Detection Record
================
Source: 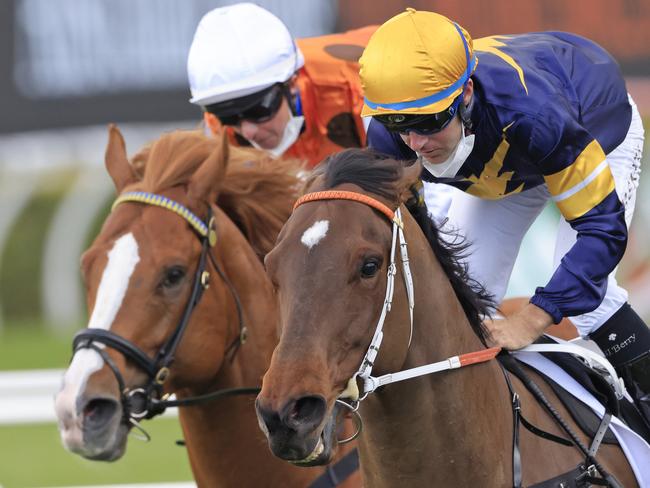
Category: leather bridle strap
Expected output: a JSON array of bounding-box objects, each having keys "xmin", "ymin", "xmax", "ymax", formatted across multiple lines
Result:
[
  {"xmin": 73, "ymin": 192, "xmax": 234, "ymax": 420},
  {"xmin": 308, "ymin": 448, "xmax": 360, "ymax": 488},
  {"xmin": 294, "ymin": 190, "xmax": 507, "ymax": 486},
  {"xmin": 154, "ymin": 386, "xmax": 261, "ymax": 408},
  {"xmin": 73, "ymin": 214, "xmax": 213, "ymax": 419},
  {"xmin": 294, "ymin": 190, "xmax": 415, "ymax": 399},
  {"xmin": 208, "ymin": 250, "xmax": 248, "ymax": 359},
  {"xmin": 71, "ymin": 192, "xmax": 248, "ymax": 422},
  {"xmin": 74, "ymin": 328, "xmax": 158, "ymax": 378},
  {"xmin": 295, "ymin": 190, "xmax": 498, "ymax": 402},
  {"xmin": 153, "ymin": 233, "xmax": 211, "ymax": 375}
]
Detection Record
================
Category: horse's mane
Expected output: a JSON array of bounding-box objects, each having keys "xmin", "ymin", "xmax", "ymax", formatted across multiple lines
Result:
[
  {"xmin": 217, "ymin": 147, "xmax": 302, "ymax": 257},
  {"xmin": 314, "ymin": 148, "xmax": 494, "ymax": 342},
  {"xmin": 129, "ymin": 130, "xmax": 302, "ymax": 257}
]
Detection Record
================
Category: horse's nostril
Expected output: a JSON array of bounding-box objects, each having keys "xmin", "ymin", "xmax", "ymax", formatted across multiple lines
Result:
[
  {"xmin": 83, "ymin": 398, "xmax": 119, "ymax": 430},
  {"xmin": 256, "ymin": 399, "xmax": 282, "ymax": 435},
  {"xmin": 285, "ymin": 396, "xmax": 327, "ymax": 434}
]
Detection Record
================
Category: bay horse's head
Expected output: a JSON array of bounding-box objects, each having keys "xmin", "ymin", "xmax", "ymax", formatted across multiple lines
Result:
[
  {"xmin": 54, "ymin": 126, "xmax": 296, "ymax": 461},
  {"xmin": 255, "ymin": 149, "xmax": 425, "ymax": 465}
]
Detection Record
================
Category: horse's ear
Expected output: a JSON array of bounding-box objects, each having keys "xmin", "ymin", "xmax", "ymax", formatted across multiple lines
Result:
[
  {"xmin": 188, "ymin": 131, "xmax": 229, "ymax": 203},
  {"xmin": 105, "ymin": 124, "xmax": 137, "ymax": 193},
  {"xmin": 301, "ymin": 169, "xmax": 326, "ymax": 195},
  {"xmin": 399, "ymin": 160, "xmax": 423, "ymax": 193}
]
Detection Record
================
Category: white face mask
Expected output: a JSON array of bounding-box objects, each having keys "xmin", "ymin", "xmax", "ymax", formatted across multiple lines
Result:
[
  {"xmin": 420, "ymin": 127, "xmax": 475, "ymax": 178},
  {"xmin": 250, "ymin": 114, "xmax": 304, "ymax": 158}
]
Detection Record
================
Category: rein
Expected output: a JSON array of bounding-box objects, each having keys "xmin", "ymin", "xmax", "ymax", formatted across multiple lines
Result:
[{"xmin": 72, "ymin": 191, "xmax": 251, "ymax": 429}]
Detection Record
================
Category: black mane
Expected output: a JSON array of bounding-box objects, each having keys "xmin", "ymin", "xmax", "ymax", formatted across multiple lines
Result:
[{"xmin": 317, "ymin": 148, "xmax": 494, "ymax": 343}]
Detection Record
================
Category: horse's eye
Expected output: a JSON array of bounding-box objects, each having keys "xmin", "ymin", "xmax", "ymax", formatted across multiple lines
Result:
[
  {"xmin": 161, "ymin": 266, "xmax": 186, "ymax": 288},
  {"xmin": 360, "ymin": 259, "xmax": 380, "ymax": 278}
]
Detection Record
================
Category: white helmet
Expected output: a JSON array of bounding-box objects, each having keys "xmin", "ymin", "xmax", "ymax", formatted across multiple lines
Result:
[{"xmin": 187, "ymin": 3, "xmax": 304, "ymax": 106}]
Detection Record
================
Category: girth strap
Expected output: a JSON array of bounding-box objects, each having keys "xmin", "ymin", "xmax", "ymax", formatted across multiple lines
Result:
[
  {"xmin": 308, "ymin": 449, "xmax": 360, "ymax": 488},
  {"xmin": 498, "ymin": 352, "xmax": 623, "ymax": 488},
  {"xmin": 529, "ymin": 464, "xmax": 612, "ymax": 487},
  {"xmin": 499, "ymin": 362, "xmax": 523, "ymax": 488}
]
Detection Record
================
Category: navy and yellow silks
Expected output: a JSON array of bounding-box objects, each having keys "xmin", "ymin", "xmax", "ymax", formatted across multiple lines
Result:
[{"xmin": 367, "ymin": 31, "xmax": 632, "ymax": 322}]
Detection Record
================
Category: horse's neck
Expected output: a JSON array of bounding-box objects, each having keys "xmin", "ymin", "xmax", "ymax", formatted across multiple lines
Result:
[
  {"xmin": 358, "ymin": 216, "xmax": 512, "ymax": 487},
  {"xmin": 178, "ymin": 214, "xmax": 316, "ymax": 487}
]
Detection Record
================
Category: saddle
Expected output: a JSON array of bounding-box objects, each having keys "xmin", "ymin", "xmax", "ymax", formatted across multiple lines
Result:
[
  {"xmin": 498, "ymin": 335, "xmax": 650, "ymax": 488},
  {"xmin": 531, "ymin": 335, "xmax": 650, "ymax": 445}
]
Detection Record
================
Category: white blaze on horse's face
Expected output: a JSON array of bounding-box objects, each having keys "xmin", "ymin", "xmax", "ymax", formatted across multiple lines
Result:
[
  {"xmin": 55, "ymin": 233, "xmax": 140, "ymax": 445},
  {"xmin": 86, "ymin": 233, "xmax": 140, "ymax": 330},
  {"xmin": 300, "ymin": 220, "xmax": 329, "ymax": 250}
]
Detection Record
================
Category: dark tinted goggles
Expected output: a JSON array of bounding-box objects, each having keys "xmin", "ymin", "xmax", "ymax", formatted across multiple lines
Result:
[
  {"xmin": 374, "ymin": 95, "xmax": 462, "ymax": 136},
  {"xmin": 204, "ymin": 83, "xmax": 286, "ymax": 126}
]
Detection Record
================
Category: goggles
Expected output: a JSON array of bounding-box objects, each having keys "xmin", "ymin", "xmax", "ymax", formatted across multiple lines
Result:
[
  {"xmin": 204, "ymin": 83, "xmax": 286, "ymax": 126},
  {"xmin": 373, "ymin": 95, "xmax": 463, "ymax": 136}
]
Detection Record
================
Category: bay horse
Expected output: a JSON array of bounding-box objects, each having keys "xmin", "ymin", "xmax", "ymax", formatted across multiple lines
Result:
[
  {"xmin": 54, "ymin": 127, "xmax": 359, "ymax": 487},
  {"xmin": 256, "ymin": 149, "xmax": 637, "ymax": 487}
]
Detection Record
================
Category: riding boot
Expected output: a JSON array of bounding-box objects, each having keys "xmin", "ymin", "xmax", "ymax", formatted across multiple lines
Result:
[{"xmin": 589, "ymin": 303, "xmax": 650, "ymax": 425}]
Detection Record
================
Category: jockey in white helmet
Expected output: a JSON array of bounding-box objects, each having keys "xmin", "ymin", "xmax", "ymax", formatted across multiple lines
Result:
[{"xmin": 187, "ymin": 3, "xmax": 375, "ymax": 167}]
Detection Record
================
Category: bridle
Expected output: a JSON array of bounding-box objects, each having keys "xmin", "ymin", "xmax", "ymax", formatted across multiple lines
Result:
[
  {"xmin": 72, "ymin": 191, "xmax": 250, "ymax": 431},
  {"xmin": 293, "ymin": 189, "xmax": 624, "ymax": 486},
  {"xmin": 294, "ymin": 190, "xmax": 501, "ymax": 402},
  {"xmin": 293, "ymin": 190, "xmax": 500, "ymax": 438},
  {"xmin": 71, "ymin": 190, "xmax": 366, "ymax": 488},
  {"xmin": 297, "ymin": 191, "xmax": 622, "ymax": 403}
]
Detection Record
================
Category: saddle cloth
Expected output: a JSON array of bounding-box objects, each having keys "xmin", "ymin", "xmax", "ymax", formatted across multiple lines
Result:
[{"xmin": 514, "ymin": 347, "xmax": 650, "ymax": 486}]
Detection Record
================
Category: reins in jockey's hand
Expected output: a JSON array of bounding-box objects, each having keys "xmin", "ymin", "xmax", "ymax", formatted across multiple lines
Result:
[{"xmin": 71, "ymin": 192, "xmax": 253, "ymax": 437}]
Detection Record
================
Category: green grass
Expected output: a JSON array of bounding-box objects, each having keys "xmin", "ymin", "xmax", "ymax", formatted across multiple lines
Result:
[
  {"xmin": 0, "ymin": 323, "xmax": 193, "ymax": 487},
  {"xmin": 0, "ymin": 322, "xmax": 77, "ymax": 371},
  {"xmin": 0, "ymin": 418, "xmax": 193, "ymax": 488}
]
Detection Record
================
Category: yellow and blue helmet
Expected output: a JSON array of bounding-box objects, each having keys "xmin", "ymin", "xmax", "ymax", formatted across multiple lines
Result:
[{"xmin": 360, "ymin": 8, "xmax": 477, "ymax": 117}]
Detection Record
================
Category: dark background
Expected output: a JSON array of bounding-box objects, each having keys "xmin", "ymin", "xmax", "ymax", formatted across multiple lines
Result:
[{"xmin": 1, "ymin": 0, "xmax": 648, "ymax": 134}]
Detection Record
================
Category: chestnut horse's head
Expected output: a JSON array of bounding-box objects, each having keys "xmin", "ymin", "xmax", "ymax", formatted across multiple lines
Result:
[
  {"xmin": 54, "ymin": 126, "xmax": 299, "ymax": 461},
  {"xmin": 255, "ymin": 149, "xmax": 428, "ymax": 465}
]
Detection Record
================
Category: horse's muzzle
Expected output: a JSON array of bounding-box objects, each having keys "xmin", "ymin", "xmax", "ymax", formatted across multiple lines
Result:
[
  {"xmin": 56, "ymin": 390, "xmax": 128, "ymax": 462},
  {"xmin": 255, "ymin": 394, "xmax": 337, "ymax": 465}
]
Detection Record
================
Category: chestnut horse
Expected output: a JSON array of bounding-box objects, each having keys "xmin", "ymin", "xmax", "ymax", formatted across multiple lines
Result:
[
  {"xmin": 54, "ymin": 127, "xmax": 359, "ymax": 487},
  {"xmin": 256, "ymin": 149, "xmax": 637, "ymax": 487}
]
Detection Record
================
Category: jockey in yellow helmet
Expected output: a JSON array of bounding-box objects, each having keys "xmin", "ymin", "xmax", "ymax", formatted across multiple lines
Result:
[
  {"xmin": 187, "ymin": 3, "xmax": 375, "ymax": 168},
  {"xmin": 361, "ymin": 9, "xmax": 650, "ymax": 426}
]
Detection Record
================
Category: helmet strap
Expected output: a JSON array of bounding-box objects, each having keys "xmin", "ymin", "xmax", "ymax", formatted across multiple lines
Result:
[
  {"xmin": 283, "ymin": 79, "xmax": 301, "ymax": 116},
  {"xmin": 459, "ymin": 84, "xmax": 473, "ymax": 131}
]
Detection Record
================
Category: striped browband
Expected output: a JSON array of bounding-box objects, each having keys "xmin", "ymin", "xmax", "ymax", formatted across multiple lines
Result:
[{"xmin": 112, "ymin": 191, "xmax": 209, "ymax": 238}]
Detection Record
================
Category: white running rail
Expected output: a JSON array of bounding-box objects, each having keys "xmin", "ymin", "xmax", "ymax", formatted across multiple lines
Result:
[{"xmin": 0, "ymin": 369, "xmax": 177, "ymax": 425}]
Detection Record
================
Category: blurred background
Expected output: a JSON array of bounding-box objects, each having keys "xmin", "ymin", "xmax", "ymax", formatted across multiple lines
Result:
[{"xmin": 0, "ymin": 1, "xmax": 648, "ymax": 486}]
